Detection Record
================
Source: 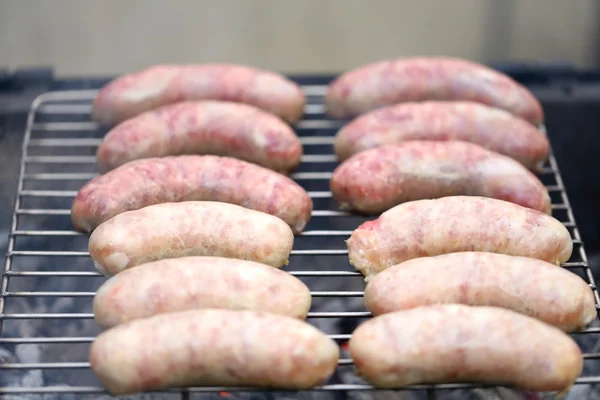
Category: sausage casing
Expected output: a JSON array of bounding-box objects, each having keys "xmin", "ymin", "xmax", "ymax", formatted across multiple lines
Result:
[
  {"xmin": 364, "ymin": 252, "xmax": 596, "ymax": 332},
  {"xmin": 96, "ymin": 101, "xmax": 302, "ymax": 173},
  {"xmin": 72, "ymin": 155, "xmax": 312, "ymax": 234},
  {"xmin": 347, "ymin": 196, "xmax": 572, "ymax": 279},
  {"xmin": 330, "ymin": 141, "xmax": 550, "ymax": 214},
  {"xmin": 334, "ymin": 101, "xmax": 549, "ymax": 168},
  {"xmin": 88, "ymin": 201, "xmax": 294, "ymax": 275},
  {"xmin": 92, "ymin": 64, "xmax": 306, "ymax": 124},
  {"xmin": 325, "ymin": 57, "xmax": 543, "ymax": 124},
  {"xmin": 350, "ymin": 305, "xmax": 583, "ymax": 391},
  {"xmin": 93, "ymin": 256, "xmax": 312, "ymax": 328},
  {"xmin": 90, "ymin": 309, "xmax": 339, "ymax": 395}
]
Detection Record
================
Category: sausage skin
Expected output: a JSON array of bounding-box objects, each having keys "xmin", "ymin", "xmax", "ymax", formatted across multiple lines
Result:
[
  {"xmin": 349, "ymin": 305, "xmax": 583, "ymax": 391},
  {"xmin": 347, "ymin": 196, "xmax": 572, "ymax": 280},
  {"xmin": 90, "ymin": 309, "xmax": 339, "ymax": 395},
  {"xmin": 96, "ymin": 101, "xmax": 302, "ymax": 173},
  {"xmin": 93, "ymin": 256, "xmax": 312, "ymax": 328},
  {"xmin": 334, "ymin": 101, "xmax": 549, "ymax": 168},
  {"xmin": 88, "ymin": 201, "xmax": 294, "ymax": 275},
  {"xmin": 71, "ymin": 155, "xmax": 312, "ymax": 234},
  {"xmin": 364, "ymin": 252, "xmax": 596, "ymax": 332},
  {"xmin": 330, "ymin": 141, "xmax": 550, "ymax": 214},
  {"xmin": 92, "ymin": 64, "xmax": 306, "ymax": 125},
  {"xmin": 325, "ymin": 57, "xmax": 543, "ymax": 125}
]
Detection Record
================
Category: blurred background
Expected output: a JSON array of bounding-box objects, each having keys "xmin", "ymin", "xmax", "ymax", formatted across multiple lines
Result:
[{"xmin": 1, "ymin": 0, "xmax": 600, "ymax": 75}]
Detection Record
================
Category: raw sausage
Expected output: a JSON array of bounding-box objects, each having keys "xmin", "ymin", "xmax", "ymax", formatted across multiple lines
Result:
[
  {"xmin": 92, "ymin": 64, "xmax": 306, "ymax": 125},
  {"xmin": 347, "ymin": 196, "xmax": 572, "ymax": 280},
  {"xmin": 330, "ymin": 141, "xmax": 550, "ymax": 214},
  {"xmin": 90, "ymin": 309, "xmax": 339, "ymax": 395},
  {"xmin": 93, "ymin": 256, "xmax": 312, "ymax": 328},
  {"xmin": 72, "ymin": 155, "xmax": 312, "ymax": 234},
  {"xmin": 325, "ymin": 57, "xmax": 543, "ymax": 125},
  {"xmin": 88, "ymin": 201, "xmax": 294, "ymax": 275},
  {"xmin": 96, "ymin": 101, "xmax": 302, "ymax": 173},
  {"xmin": 349, "ymin": 305, "xmax": 582, "ymax": 391},
  {"xmin": 364, "ymin": 252, "xmax": 595, "ymax": 332},
  {"xmin": 333, "ymin": 101, "xmax": 549, "ymax": 168}
]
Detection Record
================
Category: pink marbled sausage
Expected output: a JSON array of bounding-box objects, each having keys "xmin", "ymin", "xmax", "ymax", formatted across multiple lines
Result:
[
  {"xmin": 93, "ymin": 256, "xmax": 312, "ymax": 328},
  {"xmin": 330, "ymin": 141, "xmax": 550, "ymax": 214},
  {"xmin": 90, "ymin": 309, "xmax": 339, "ymax": 395},
  {"xmin": 347, "ymin": 196, "xmax": 572, "ymax": 280},
  {"xmin": 71, "ymin": 155, "xmax": 312, "ymax": 234},
  {"xmin": 349, "ymin": 305, "xmax": 583, "ymax": 391},
  {"xmin": 88, "ymin": 201, "xmax": 294, "ymax": 276},
  {"xmin": 96, "ymin": 101, "xmax": 302, "ymax": 173},
  {"xmin": 334, "ymin": 101, "xmax": 549, "ymax": 168},
  {"xmin": 92, "ymin": 64, "xmax": 306, "ymax": 125},
  {"xmin": 364, "ymin": 252, "xmax": 596, "ymax": 332},
  {"xmin": 326, "ymin": 57, "xmax": 543, "ymax": 124}
]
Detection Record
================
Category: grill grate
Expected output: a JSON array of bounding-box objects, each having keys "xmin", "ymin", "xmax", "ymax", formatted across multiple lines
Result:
[{"xmin": 1, "ymin": 82, "xmax": 599, "ymax": 398}]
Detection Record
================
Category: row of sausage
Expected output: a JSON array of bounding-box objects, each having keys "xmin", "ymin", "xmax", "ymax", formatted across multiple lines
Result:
[{"xmin": 84, "ymin": 63, "xmax": 321, "ymax": 396}]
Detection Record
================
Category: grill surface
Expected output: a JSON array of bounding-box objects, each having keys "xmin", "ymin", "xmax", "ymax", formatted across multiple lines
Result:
[{"xmin": 1, "ymin": 82, "xmax": 600, "ymax": 399}]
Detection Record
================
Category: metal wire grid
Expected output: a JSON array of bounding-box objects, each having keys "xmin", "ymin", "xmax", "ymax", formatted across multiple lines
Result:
[{"xmin": 0, "ymin": 84, "xmax": 599, "ymax": 398}]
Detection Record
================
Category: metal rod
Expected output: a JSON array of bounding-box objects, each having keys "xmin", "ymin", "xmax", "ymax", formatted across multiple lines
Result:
[
  {"xmin": 2, "ymin": 290, "xmax": 363, "ymax": 298},
  {"xmin": 35, "ymin": 102, "xmax": 328, "ymax": 116},
  {"xmin": 0, "ymin": 311, "xmax": 370, "ymax": 319},
  {"xmin": 28, "ymin": 138, "xmax": 101, "ymax": 147},
  {"xmin": 32, "ymin": 122, "xmax": 98, "ymax": 131},
  {"xmin": 0, "ymin": 359, "xmax": 352, "ymax": 369},
  {"xmin": 3, "ymin": 271, "xmax": 102, "ymax": 277},
  {"xmin": 12, "ymin": 230, "xmax": 82, "ymax": 236},
  {"xmin": 0, "ymin": 337, "xmax": 95, "ymax": 344},
  {"xmin": 6, "ymin": 249, "xmax": 586, "ymax": 260},
  {"xmin": 23, "ymin": 154, "xmax": 337, "ymax": 164},
  {"xmin": 3, "ymin": 270, "xmax": 363, "ymax": 278},
  {"xmin": 16, "ymin": 209, "xmax": 71, "ymax": 215},
  {"xmin": 296, "ymin": 120, "xmax": 344, "ymax": 129},
  {"xmin": 13, "ymin": 208, "xmax": 354, "ymax": 217},
  {"xmin": 23, "ymin": 172, "xmax": 98, "ymax": 180},
  {"xmin": 8, "ymin": 251, "xmax": 90, "ymax": 256},
  {"xmin": 290, "ymin": 172, "xmax": 332, "ymax": 179},
  {"xmin": 3, "ymin": 291, "xmax": 96, "ymax": 297},
  {"xmin": 0, "ymin": 313, "xmax": 94, "ymax": 319},
  {"xmin": 27, "ymin": 136, "xmax": 334, "ymax": 147},
  {"xmin": 0, "ymin": 362, "xmax": 91, "ymax": 369},
  {"xmin": 7, "ymin": 249, "xmax": 351, "ymax": 257},
  {"xmin": 0, "ymin": 333, "xmax": 353, "ymax": 345}
]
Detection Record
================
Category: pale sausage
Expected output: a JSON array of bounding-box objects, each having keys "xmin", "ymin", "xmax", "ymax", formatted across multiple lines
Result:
[
  {"xmin": 347, "ymin": 196, "xmax": 572, "ymax": 280},
  {"xmin": 364, "ymin": 252, "xmax": 596, "ymax": 332},
  {"xmin": 90, "ymin": 309, "xmax": 339, "ymax": 395},
  {"xmin": 88, "ymin": 201, "xmax": 294, "ymax": 275},
  {"xmin": 93, "ymin": 256, "xmax": 312, "ymax": 328},
  {"xmin": 350, "ymin": 305, "xmax": 582, "ymax": 391}
]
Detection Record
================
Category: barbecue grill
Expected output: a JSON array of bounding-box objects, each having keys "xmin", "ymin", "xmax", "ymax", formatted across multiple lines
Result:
[{"xmin": 1, "ymin": 69, "xmax": 600, "ymax": 399}]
